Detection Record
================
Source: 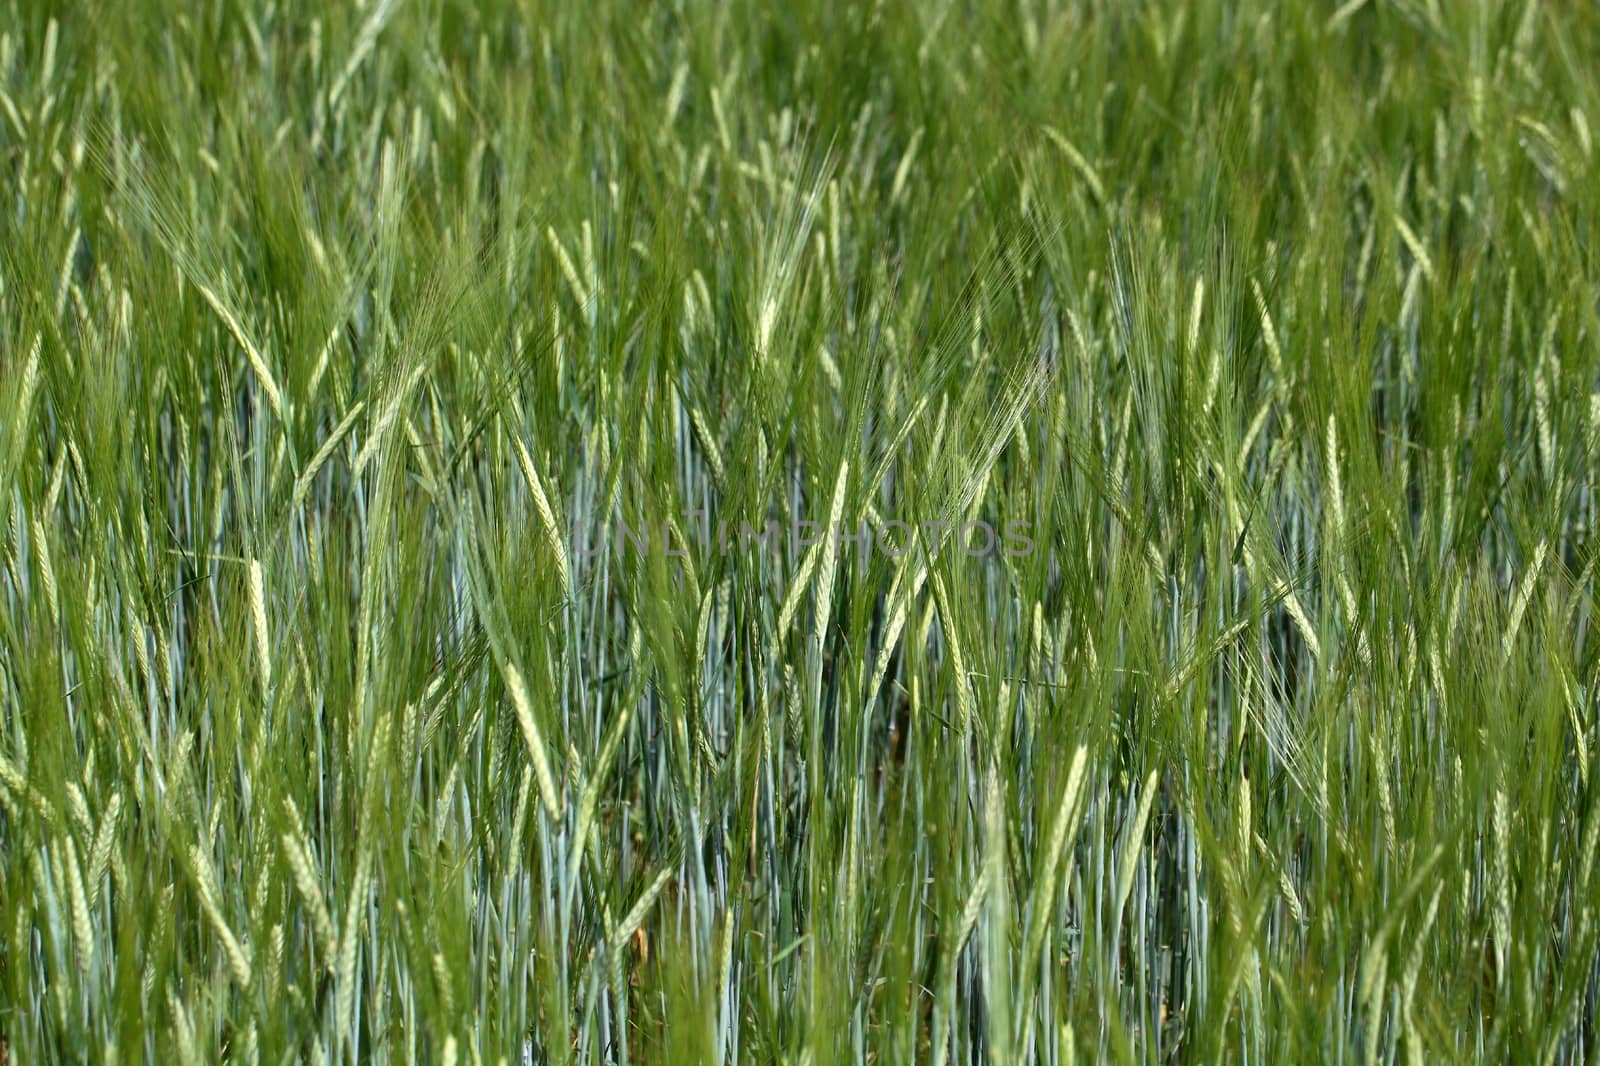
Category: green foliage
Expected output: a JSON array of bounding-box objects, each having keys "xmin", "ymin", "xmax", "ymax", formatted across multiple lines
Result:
[{"xmin": 1, "ymin": 0, "xmax": 1598, "ymax": 1061}]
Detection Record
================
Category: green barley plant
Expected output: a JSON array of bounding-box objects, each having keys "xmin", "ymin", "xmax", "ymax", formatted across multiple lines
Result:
[{"xmin": 1, "ymin": 0, "xmax": 1598, "ymax": 1062}]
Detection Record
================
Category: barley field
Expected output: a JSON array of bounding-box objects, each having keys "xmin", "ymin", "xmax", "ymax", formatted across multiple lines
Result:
[{"xmin": 2, "ymin": 1, "xmax": 1599, "ymax": 1062}]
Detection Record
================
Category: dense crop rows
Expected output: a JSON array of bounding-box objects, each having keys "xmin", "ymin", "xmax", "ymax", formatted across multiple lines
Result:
[{"xmin": 2, "ymin": 2, "xmax": 1598, "ymax": 1061}]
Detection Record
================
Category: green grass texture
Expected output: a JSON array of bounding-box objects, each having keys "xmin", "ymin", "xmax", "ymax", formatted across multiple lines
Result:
[{"xmin": 2, "ymin": 1, "xmax": 1599, "ymax": 1062}]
